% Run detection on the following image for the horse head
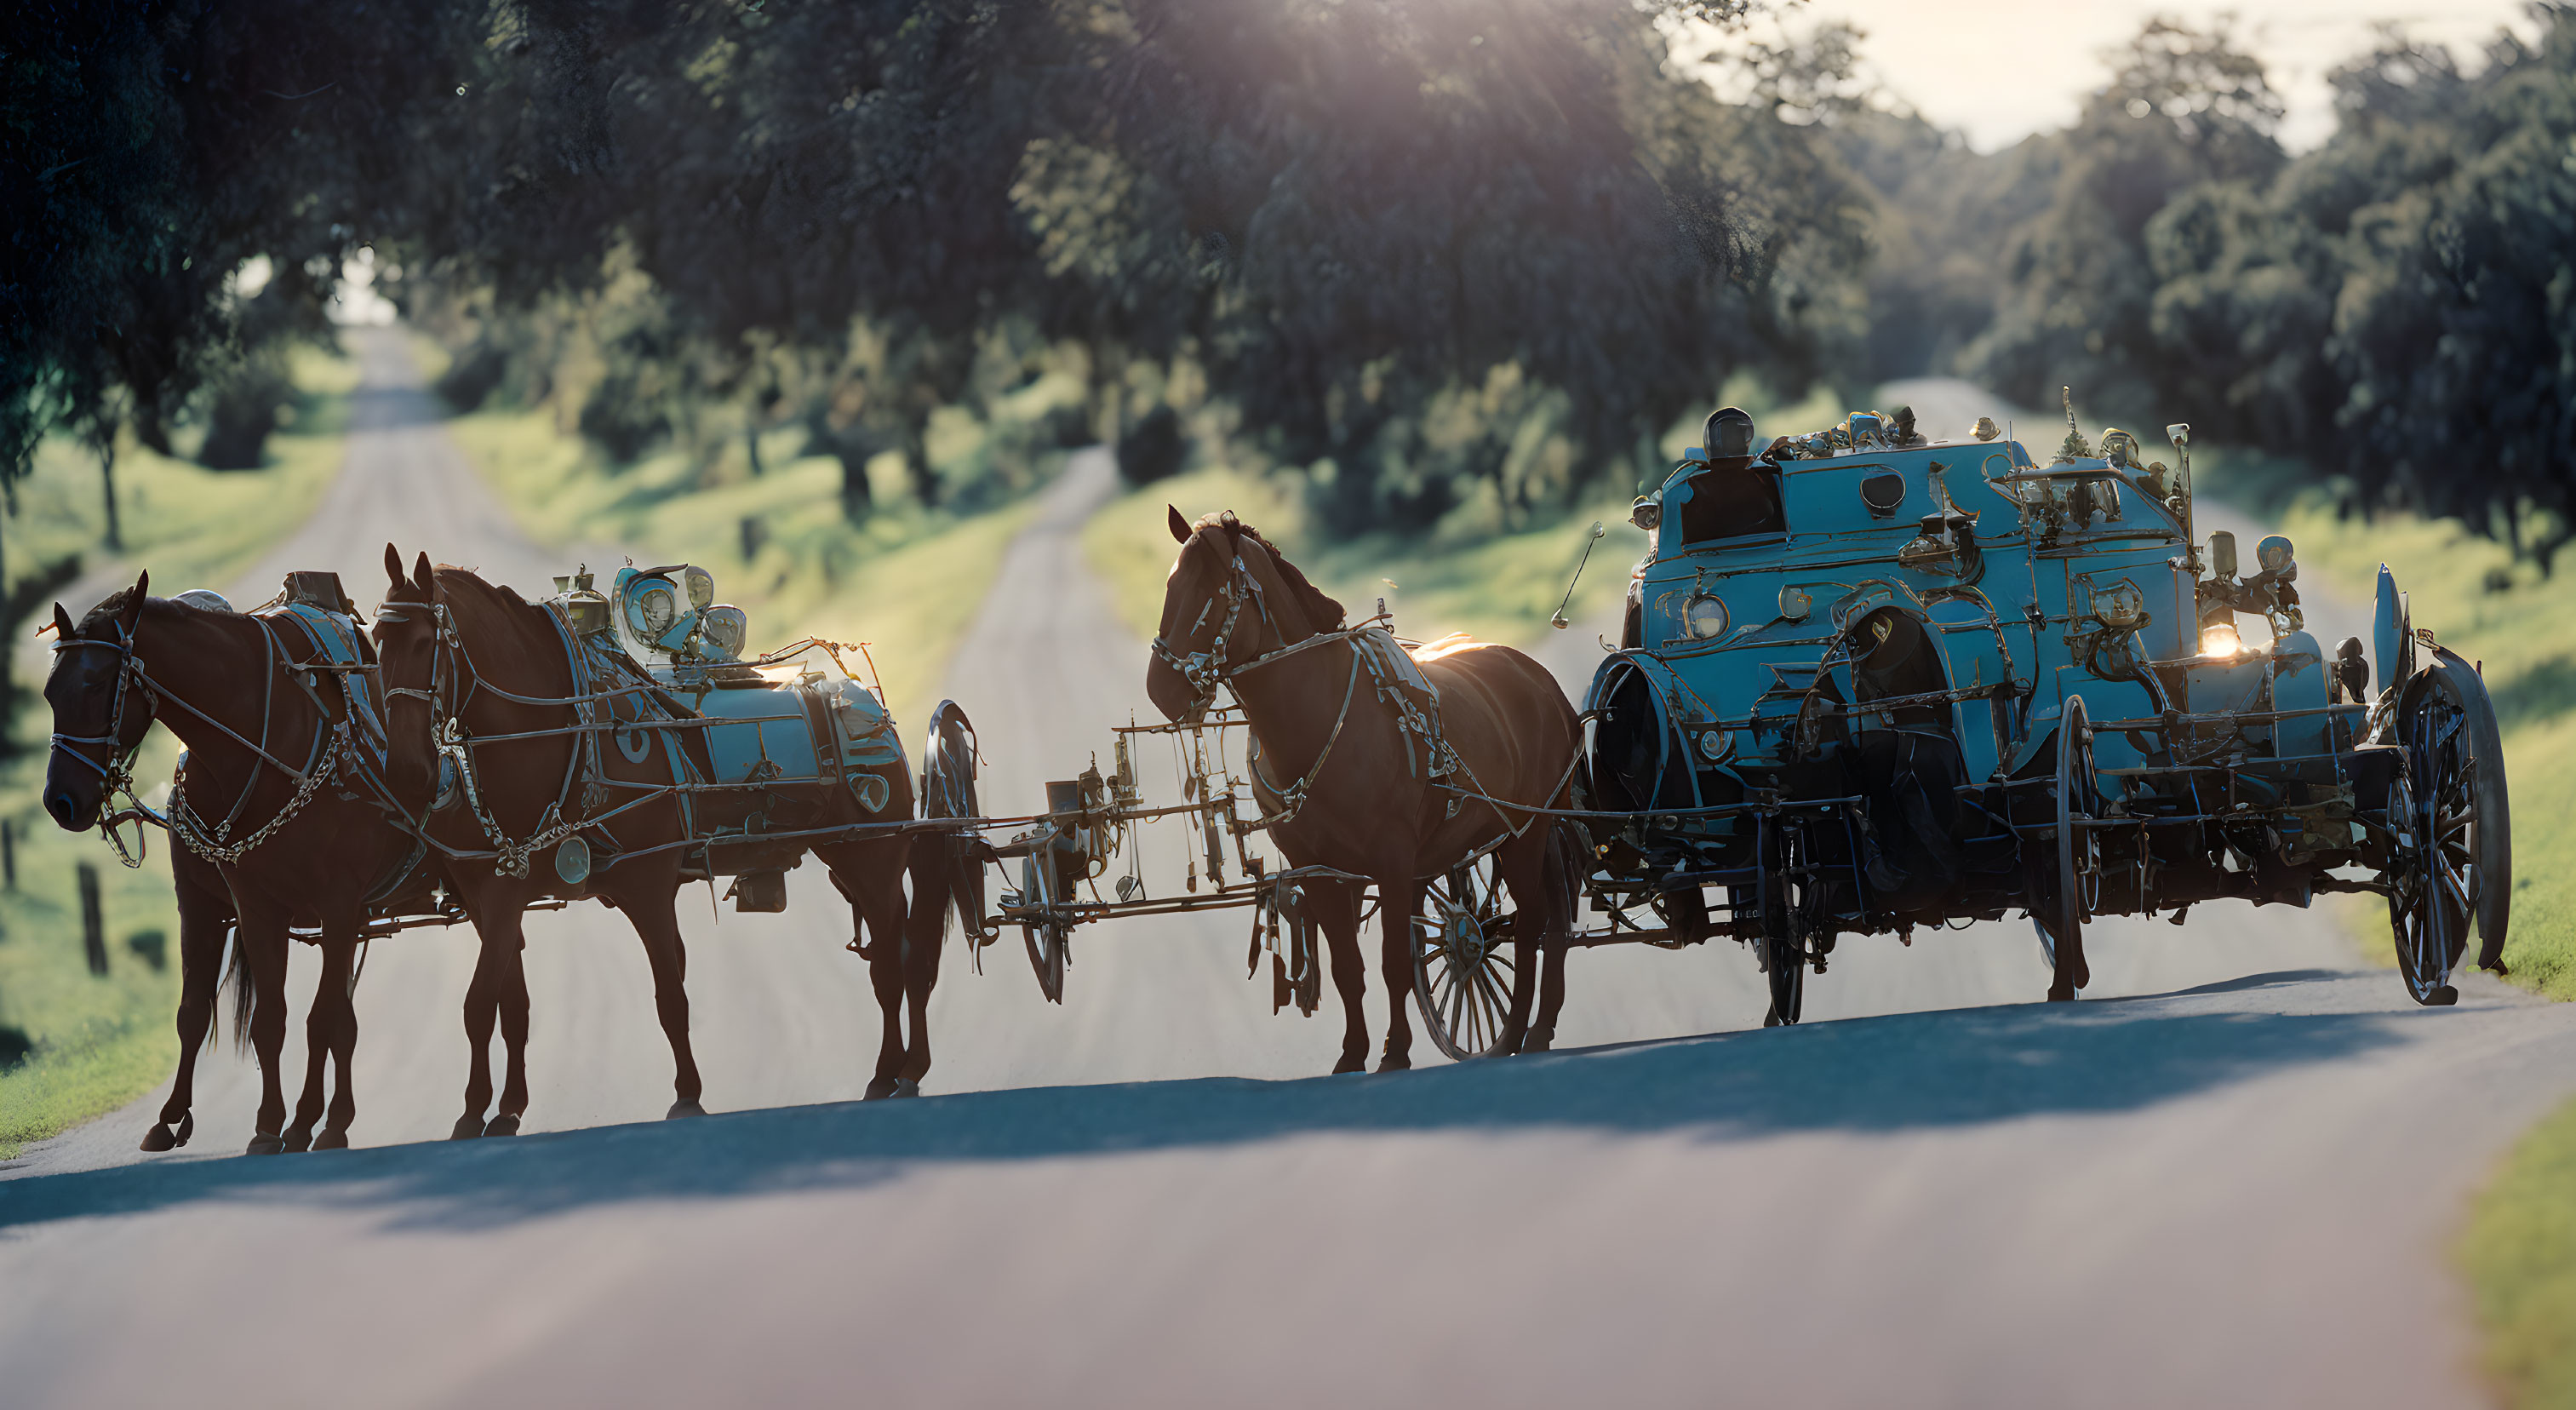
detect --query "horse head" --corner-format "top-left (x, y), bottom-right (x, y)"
top-left (1147, 506), bottom-right (1344, 725)
top-left (373, 545), bottom-right (446, 809)
top-left (43, 572), bottom-right (156, 832)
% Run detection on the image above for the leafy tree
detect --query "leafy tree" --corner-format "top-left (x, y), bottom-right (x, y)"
top-left (1966, 17), bottom-right (2287, 413)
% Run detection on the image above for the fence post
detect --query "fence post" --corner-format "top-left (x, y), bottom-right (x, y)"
top-left (78, 862), bottom-right (106, 977)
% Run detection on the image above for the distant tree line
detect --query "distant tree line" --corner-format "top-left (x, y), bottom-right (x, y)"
top-left (1824, 8), bottom-right (2576, 565)
top-left (6, 0), bottom-right (1861, 536)
top-left (7, 2), bottom-right (2571, 559)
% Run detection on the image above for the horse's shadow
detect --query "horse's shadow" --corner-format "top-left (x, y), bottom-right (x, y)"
top-left (0, 969), bottom-right (2417, 1234)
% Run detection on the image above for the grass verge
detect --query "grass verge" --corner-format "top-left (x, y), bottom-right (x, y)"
top-left (2461, 1094), bottom-right (2576, 1407)
top-left (444, 406), bottom-right (1040, 731)
top-left (0, 343), bottom-right (356, 1159)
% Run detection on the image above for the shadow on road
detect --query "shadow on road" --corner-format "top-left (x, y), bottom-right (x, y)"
top-left (0, 970), bottom-right (2412, 1233)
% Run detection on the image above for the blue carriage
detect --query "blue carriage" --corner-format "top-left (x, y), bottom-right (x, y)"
top-left (1571, 401), bottom-right (2512, 1023)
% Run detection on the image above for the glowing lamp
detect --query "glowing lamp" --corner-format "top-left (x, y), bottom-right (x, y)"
top-left (2201, 621), bottom-right (2243, 657)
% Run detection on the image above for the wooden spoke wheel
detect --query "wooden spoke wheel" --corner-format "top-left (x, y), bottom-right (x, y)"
top-left (2035, 696), bottom-right (2102, 985)
top-left (1412, 854), bottom-right (1520, 1060)
top-left (2388, 672), bottom-right (2494, 1006)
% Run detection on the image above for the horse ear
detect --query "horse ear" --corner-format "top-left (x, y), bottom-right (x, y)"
top-left (52, 603), bottom-right (76, 639)
top-left (1218, 510), bottom-right (1239, 533)
top-left (119, 571), bottom-right (149, 629)
top-left (1167, 504), bottom-right (1191, 544)
top-left (384, 543), bottom-right (405, 588)
top-left (412, 551), bottom-right (434, 596)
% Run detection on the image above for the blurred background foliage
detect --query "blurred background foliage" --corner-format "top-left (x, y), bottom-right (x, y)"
top-left (5, 0), bottom-right (2573, 570)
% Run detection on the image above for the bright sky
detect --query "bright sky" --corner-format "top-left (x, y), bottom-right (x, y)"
top-left (1765, 0), bottom-right (2539, 152)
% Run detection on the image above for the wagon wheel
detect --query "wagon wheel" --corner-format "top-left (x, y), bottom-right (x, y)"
top-left (1022, 919), bottom-right (1068, 1004)
top-left (2387, 669), bottom-right (2493, 1006)
top-left (1018, 851), bottom-right (1070, 1004)
top-left (1412, 853), bottom-right (1519, 1060)
top-left (2034, 696), bottom-right (2102, 989)
top-left (1759, 820), bottom-right (1805, 1028)
top-left (2430, 647), bottom-right (2514, 969)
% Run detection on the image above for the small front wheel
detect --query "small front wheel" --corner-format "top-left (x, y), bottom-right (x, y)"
top-left (1412, 855), bottom-right (1520, 1059)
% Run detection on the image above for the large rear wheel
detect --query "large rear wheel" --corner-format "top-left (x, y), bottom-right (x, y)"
top-left (2389, 670), bottom-right (2491, 1006)
top-left (1759, 821), bottom-right (1807, 1028)
top-left (1412, 855), bottom-right (1520, 1060)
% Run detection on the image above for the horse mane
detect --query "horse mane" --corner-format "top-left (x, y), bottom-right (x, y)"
top-left (1193, 512), bottom-right (1345, 634)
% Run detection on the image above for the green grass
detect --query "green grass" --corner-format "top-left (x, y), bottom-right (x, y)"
top-left (444, 407), bottom-right (1039, 731)
top-left (1084, 461), bottom-right (1639, 650)
top-left (2462, 1095), bottom-right (2576, 1407)
top-left (0, 782), bottom-right (188, 1159)
top-left (0, 342), bottom-right (357, 1158)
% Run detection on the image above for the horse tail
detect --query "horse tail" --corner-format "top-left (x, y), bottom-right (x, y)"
top-left (222, 923), bottom-right (254, 1056)
top-left (919, 700), bottom-right (989, 942)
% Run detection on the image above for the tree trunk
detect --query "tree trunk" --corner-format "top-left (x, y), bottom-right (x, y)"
top-left (100, 441), bottom-right (123, 552)
top-left (904, 427), bottom-right (938, 509)
top-left (839, 450), bottom-right (873, 521)
top-left (745, 424), bottom-right (764, 479)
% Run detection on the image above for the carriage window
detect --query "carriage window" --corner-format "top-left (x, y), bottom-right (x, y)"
top-left (1676, 455), bottom-right (1787, 546)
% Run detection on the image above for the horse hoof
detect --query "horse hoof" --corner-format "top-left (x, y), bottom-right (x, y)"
top-left (140, 1124), bottom-right (176, 1153)
top-left (245, 1133), bottom-right (286, 1156)
top-left (449, 1114), bottom-right (484, 1141)
top-left (2428, 984), bottom-right (2459, 1006)
top-left (2045, 985), bottom-right (2076, 1003)
top-left (1331, 1053), bottom-right (1367, 1076)
top-left (1375, 1054), bottom-right (1412, 1075)
top-left (862, 1077), bottom-right (900, 1101)
top-left (1523, 1030), bottom-right (1554, 1054)
top-left (666, 1098), bottom-right (706, 1120)
top-left (891, 1079), bottom-right (920, 1099)
top-left (173, 1112), bottom-right (192, 1148)
top-left (483, 1114), bottom-right (521, 1138)
top-left (312, 1129), bottom-right (351, 1151)
top-left (280, 1128), bottom-right (314, 1155)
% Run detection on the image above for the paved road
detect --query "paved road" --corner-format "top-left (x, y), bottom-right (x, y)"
top-left (3, 350), bottom-right (2569, 1407)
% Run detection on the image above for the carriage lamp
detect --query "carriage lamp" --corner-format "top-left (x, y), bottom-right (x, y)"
top-left (1630, 496), bottom-right (1660, 531)
top-left (1696, 727), bottom-right (1730, 763)
top-left (1683, 593), bottom-right (1730, 640)
top-left (1777, 585), bottom-right (1812, 622)
top-left (2201, 619), bottom-right (2244, 657)
top-left (2090, 582), bottom-right (2144, 629)
top-left (2256, 535), bottom-right (2295, 578)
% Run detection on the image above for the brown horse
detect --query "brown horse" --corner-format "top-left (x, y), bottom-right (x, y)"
top-left (373, 549), bottom-right (955, 1120)
top-left (1147, 509), bottom-right (1585, 1071)
top-left (43, 574), bottom-right (438, 1153)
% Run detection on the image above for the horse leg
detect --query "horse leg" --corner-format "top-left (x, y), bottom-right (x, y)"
top-left (614, 885), bottom-right (703, 1120)
top-left (452, 934), bottom-right (500, 1139)
top-left (145, 869), bottom-right (231, 1152)
top-left (1377, 865), bottom-right (1423, 1073)
top-left (1313, 881), bottom-right (1369, 1075)
top-left (312, 934), bottom-right (362, 1149)
top-left (890, 846), bottom-right (942, 1093)
top-left (235, 909), bottom-right (292, 1155)
top-left (1493, 832), bottom-right (1553, 1056)
top-left (281, 940), bottom-right (344, 1153)
top-left (487, 920), bottom-right (535, 1135)
top-left (855, 863), bottom-right (908, 1101)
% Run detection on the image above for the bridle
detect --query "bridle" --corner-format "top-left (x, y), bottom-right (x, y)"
top-left (49, 613), bottom-right (352, 868)
top-left (376, 592), bottom-right (620, 880)
top-left (1149, 541), bottom-right (1399, 827)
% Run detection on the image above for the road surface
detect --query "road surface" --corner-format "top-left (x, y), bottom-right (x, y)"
top-left (2, 346), bottom-right (2569, 1407)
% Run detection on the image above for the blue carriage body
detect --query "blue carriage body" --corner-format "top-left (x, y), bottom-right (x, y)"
top-left (1575, 407), bottom-right (2492, 984)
